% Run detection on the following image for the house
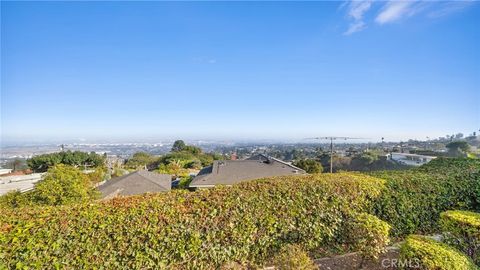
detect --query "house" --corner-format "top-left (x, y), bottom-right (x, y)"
top-left (0, 173), bottom-right (45, 196)
top-left (189, 154), bottom-right (306, 189)
top-left (97, 170), bottom-right (171, 199)
top-left (389, 153), bottom-right (437, 166)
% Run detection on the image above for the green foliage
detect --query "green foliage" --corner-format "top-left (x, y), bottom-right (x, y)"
top-left (350, 152), bottom-right (378, 170)
top-left (87, 167), bottom-right (108, 184)
top-left (0, 190), bottom-right (31, 208)
top-left (372, 158), bottom-right (480, 237)
top-left (171, 140), bottom-right (187, 152)
top-left (446, 141), bottom-right (471, 157)
top-left (27, 151), bottom-right (105, 172)
top-left (1, 165), bottom-right (99, 208)
top-left (157, 161), bottom-right (189, 178)
top-left (292, 159), bottom-right (322, 174)
top-left (0, 173), bottom-right (385, 269)
top-left (400, 235), bottom-right (478, 270)
top-left (440, 210), bottom-right (480, 264)
top-left (270, 244), bottom-right (316, 270)
top-left (112, 167), bottom-right (129, 178)
top-left (344, 213), bottom-right (391, 259)
top-left (157, 140), bottom-right (223, 180)
top-left (124, 152), bottom-right (158, 170)
top-left (5, 158), bottom-right (27, 171)
top-left (176, 176), bottom-right (194, 189)
top-left (3, 158), bottom-right (479, 268)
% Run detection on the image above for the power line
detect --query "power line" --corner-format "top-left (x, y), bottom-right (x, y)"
top-left (305, 136), bottom-right (366, 173)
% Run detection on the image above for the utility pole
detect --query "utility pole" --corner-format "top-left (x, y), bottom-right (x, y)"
top-left (330, 138), bottom-right (333, 173)
top-left (306, 136), bottom-right (363, 173)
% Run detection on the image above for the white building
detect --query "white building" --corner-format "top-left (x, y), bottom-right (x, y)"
top-left (390, 153), bottom-right (437, 166)
top-left (0, 169), bottom-right (13, 175)
top-left (0, 173), bottom-right (45, 196)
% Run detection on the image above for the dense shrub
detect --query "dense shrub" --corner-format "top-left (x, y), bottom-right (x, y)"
top-left (372, 158), bottom-right (480, 237)
top-left (0, 165), bottom-right (99, 208)
top-left (0, 190), bottom-right (31, 208)
top-left (270, 244), bottom-right (316, 270)
top-left (2, 158), bottom-right (479, 268)
top-left (399, 235), bottom-right (478, 270)
top-left (124, 152), bottom-right (159, 170)
top-left (27, 151), bottom-right (105, 172)
top-left (87, 167), bottom-right (109, 184)
top-left (0, 173), bottom-right (384, 269)
top-left (292, 159), bottom-right (323, 174)
top-left (440, 210), bottom-right (480, 264)
top-left (344, 213), bottom-right (391, 260)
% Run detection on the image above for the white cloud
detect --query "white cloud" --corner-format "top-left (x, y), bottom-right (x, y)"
top-left (341, 1), bottom-right (476, 35)
top-left (428, 1), bottom-right (474, 18)
top-left (348, 1), bottom-right (372, 20)
top-left (375, 1), bottom-right (416, 24)
top-left (344, 21), bottom-right (366, 35)
top-left (344, 1), bottom-right (372, 35)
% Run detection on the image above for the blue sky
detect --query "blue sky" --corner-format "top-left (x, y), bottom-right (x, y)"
top-left (1, 1), bottom-right (479, 143)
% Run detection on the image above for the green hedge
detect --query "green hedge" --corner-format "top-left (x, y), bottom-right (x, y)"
top-left (1, 158), bottom-right (479, 268)
top-left (372, 158), bottom-right (480, 237)
top-left (400, 235), bottom-right (478, 270)
top-left (441, 210), bottom-right (480, 264)
top-left (344, 213), bottom-right (391, 259)
top-left (0, 173), bottom-right (387, 269)
top-left (270, 244), bottom-right (316, 270)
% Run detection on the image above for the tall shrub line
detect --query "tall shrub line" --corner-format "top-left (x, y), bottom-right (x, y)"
top-left (1, 158), bottom-right (479, 268)
top-left (1, 173), bottom-right (386, 269)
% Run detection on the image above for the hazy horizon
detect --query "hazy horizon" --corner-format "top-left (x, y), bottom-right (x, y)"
top-left (2, 1), bottom-right (479, 143)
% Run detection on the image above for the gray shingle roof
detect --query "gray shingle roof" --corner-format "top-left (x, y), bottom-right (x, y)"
top-left (189, 154), bottom-right (305, 188)
top-left (97, 170), bottom-right (171, 199)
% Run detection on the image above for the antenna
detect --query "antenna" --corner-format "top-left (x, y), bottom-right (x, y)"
top-left (305, 136), bottom-right (365, 173)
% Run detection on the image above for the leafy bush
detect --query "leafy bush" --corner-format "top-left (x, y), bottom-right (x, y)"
top-left (27, 151), bottom-right (105, 172)
top-left (87, 167), bottom-right (109, 184)
top-left (0, 190), bottom-right (31, 208)
top-left (0, 173), bottom-right (385, 269)
top-left (292, 159), bottom-right (323, 174)
top-left (270, 244), bottom-right (316, 270)
top-left (0, 165), bottom-right (99, 208)
top-left (440, 210), bottom-right (480, 264)
top-left (344, 213), bottom-right (390, 260)
top-left (400, 235), bottom-right (478, 270)
top-left (372, 158), bottom-right (480, 237)
top-left (124, 152), bottom-right (159, 170)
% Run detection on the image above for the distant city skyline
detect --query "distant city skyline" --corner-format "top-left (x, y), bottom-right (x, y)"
top-left (2, 1), bottom-right (479, 143)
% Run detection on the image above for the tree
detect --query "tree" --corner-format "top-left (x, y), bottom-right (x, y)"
top-left (183, 145), bottom-right (202, 155)
top-left (157, 161), bottom-right (189, 179)
top-left (7, 159), bottom-right (25, 171)
top-left (125, 152), bottom-right (158, 170)
top-left (27, 151), bottom-right (105, 172)
top-left (1, 165), bottom-right (99, 208)
top-left (171, 140), bottom-right (186, 152)
top-left (446, 141), bottom-right (470, 157)
top-left (350, 153), bottom-right (378, 171)
top-left (32, 165), bottom-right (99, 206)
top-left (292, 159), bottom-right (323, 174)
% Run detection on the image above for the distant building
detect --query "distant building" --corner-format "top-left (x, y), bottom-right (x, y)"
top-left (189, 154), bottom-right (306, 189)
top-left (0, 169), bottom-right (13, 175)
top-left (0, 173), bottom-right (45, 195)
top-left (97, 170), bottom-right (171, 199)
top-left (390, 153), bottom-right (436, 166)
